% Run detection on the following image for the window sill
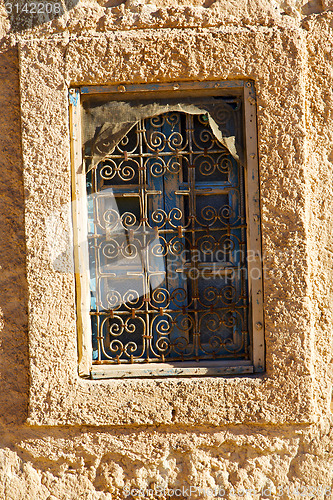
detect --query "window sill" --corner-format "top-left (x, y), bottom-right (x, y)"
top-left (90, 359), bottom-right (255, 379)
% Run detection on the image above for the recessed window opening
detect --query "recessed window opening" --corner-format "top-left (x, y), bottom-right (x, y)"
top-left (70, 81), bottom-right (264, 378)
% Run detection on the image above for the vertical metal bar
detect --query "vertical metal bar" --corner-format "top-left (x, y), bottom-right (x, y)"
top-left (187, 114), bottom-right (200, 358)
top-left (140, 119), bottom-right (150, 362)
top-left (146, 117), bottom-right (166, 360)
top-left (162, 114), bottom-right (186, 355)
top-left (92, 166), bottom-right (102, 362)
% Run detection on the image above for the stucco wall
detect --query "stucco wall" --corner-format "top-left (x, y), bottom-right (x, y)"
top-left (1, 0), bottom-right (333, 498)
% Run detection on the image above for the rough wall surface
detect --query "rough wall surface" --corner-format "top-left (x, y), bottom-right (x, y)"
top-left (18, 27), bottom-right (315, 428)
top-left (1, 0), bottom-right (333, 498)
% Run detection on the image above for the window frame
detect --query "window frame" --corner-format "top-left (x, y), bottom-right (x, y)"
top-left (70, 80), bottom-right (265, 379)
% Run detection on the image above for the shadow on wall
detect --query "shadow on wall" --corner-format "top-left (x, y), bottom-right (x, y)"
top-left (301, 0), bottom-right (327, 15)
top-left (0, 46), bottom-right (29, 425)
top-left (4, 0), bottom-right (80, 32)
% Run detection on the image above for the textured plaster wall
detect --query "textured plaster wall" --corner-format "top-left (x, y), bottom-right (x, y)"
top-left (18, 27), bottom-right (315, 428)
top-left (1, 0), bottom-right (333, 499)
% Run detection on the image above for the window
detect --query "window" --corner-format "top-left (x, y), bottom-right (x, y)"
top-left (70, 81), bottom-right (264, 379)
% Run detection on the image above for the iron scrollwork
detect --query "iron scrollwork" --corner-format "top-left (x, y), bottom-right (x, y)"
top-left (86, 107), bottom-right (249, 365)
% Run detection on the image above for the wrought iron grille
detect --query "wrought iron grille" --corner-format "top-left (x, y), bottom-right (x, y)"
top-left (86, 106), bottom-right (249, 365)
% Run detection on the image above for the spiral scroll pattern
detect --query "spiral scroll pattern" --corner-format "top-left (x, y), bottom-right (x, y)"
top-left (88, 109), bottom-right (249, 365)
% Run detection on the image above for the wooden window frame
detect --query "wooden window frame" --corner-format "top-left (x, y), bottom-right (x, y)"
top-left (69, 80), bottom-right (265, 379)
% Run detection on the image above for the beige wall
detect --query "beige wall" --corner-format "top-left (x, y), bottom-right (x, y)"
top-left (1, 0), bottom-right (333, 498)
